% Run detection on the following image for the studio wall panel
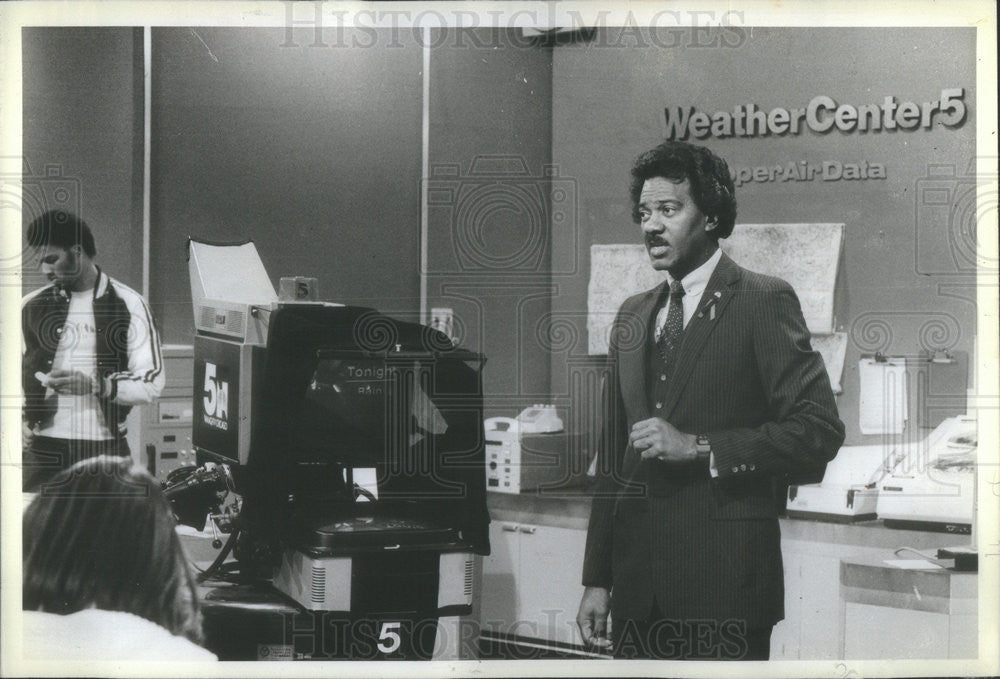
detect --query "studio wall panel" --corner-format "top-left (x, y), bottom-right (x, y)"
top-left (150, 27), bottom-right (424, 343)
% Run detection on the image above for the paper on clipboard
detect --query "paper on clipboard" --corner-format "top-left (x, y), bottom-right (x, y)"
top-left (883, 559), bottom-right (943, 570)
top-left (859, 358), bottom-right (908, 435)
top-left (812, 332), bottom-right (848, 394)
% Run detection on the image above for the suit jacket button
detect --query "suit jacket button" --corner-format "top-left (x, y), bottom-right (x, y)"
top-left (732, 467), bottom-right (739, 473)
top-left (740, 464), bottom-right (747, 471)
top-left (660, 374), bottom-right (666, 381)
top-left (750, 464), bottom-right (756, 471)
top-left (655, 402), bottom-right (662, 409)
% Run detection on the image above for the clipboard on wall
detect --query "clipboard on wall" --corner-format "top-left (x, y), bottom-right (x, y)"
top-left (858, 351), bottom-right (968, 436)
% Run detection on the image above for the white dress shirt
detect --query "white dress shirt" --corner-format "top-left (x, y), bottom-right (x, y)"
top-left (654, 247), bottom-right (723, 338)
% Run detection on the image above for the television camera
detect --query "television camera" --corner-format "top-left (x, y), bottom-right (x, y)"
top-left (163, 239), bottom-right (489, 660)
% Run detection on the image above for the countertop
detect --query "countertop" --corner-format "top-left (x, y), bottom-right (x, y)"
top-left (486, 490), bottom-right (972, 551)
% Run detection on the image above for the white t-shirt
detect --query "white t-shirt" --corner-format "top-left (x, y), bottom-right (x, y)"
top-left (38, 289), bottom-right (113, 441)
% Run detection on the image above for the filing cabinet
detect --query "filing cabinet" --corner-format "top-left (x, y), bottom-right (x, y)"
top-left (140, 344), bottom-right (196, 482)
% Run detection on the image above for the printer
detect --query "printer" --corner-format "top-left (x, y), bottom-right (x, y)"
top-left (786, 444), bottom-right (896, 522)
top-left (876, 415), bottom-right (977, 534)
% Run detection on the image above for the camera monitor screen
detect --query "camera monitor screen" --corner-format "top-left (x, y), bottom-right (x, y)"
top-left (292, 355), bottom-right (448, 468)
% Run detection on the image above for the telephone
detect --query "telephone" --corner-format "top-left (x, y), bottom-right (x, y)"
top-left (485, 405), bottom-right (563, 435)
top-left (516, 404), bottom-right (563, 434)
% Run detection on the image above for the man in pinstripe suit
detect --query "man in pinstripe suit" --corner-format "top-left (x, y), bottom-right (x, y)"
top-left (577, 141), bottom-right (844, 660)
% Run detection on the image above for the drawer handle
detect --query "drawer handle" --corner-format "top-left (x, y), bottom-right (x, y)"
top-left (501, 524), bottom-right (519, 532)
top-left (519, 526), bottom-right (537, 534)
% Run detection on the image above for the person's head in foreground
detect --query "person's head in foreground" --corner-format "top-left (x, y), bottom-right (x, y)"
top-left (22, 455), bottom-right (214, 661)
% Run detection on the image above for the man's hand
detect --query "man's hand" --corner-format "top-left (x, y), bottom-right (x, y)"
top-left (23, 421), bottom-right (37, 451)
top-left (577, 586), bottom-right (613, 650)
top-left (630, 417), bottom-right (697, 463)
top-left (47, 369), bottom-right (96, 396)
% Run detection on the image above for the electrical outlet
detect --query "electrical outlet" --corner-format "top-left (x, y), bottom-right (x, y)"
top-left (430, 307), bottom-right (454, 338)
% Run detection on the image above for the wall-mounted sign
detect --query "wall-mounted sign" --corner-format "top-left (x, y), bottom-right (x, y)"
top-left (666, 88), bottom-right (966, 139)
top-left (732, 160), bottom-right (886, 187)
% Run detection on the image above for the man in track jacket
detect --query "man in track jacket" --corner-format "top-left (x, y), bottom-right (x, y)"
top-left (22, 210), bottom-right (164, 491)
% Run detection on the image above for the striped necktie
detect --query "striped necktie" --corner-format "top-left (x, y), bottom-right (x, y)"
top-left (656, 279), bottom-right (685, 370)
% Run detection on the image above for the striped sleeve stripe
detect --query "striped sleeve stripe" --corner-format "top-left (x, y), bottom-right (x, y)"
top-left (108, 278), bottom-right (163, 384)
top-left (108, 373), bottom-right (152, 382)
top-left (21, 283), bottom-right (56, 307)
top-left (141, 293), bottom-right (163, 383)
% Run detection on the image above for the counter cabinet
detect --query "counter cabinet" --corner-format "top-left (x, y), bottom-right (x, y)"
top-left (838, 557), bottom-right (977, 659)
top-left (480, 519), bottom-right (591, 656)
top-left (482, 493), bottom-right (970, 660)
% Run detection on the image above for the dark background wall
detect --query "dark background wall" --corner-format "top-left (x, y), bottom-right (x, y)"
top-left (549, 27), bottom-right (978, 445)
top-left (149, 27), bottom-right (424, 342)
top-left (21, 27), bottom-right (144, 294)
top-left (426, 28), bottom-right (555, 415)
top-left (22, 27), bottom-right (978, 445)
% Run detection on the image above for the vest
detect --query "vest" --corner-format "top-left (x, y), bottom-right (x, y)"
top-left (642, 308), bottom-right (709, 494)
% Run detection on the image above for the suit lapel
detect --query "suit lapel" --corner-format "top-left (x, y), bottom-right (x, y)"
top-left (612, 283), bottom-right (666, 505)
top-left (617, 280), bottom-right (669, 424)
top-left (663, 252), bottom-right (742, 420)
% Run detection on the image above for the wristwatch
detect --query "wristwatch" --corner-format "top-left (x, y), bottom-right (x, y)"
top-left (91, 370), bottom-right (104, 397)
top-left (695, 434), bottom-right (712, 461)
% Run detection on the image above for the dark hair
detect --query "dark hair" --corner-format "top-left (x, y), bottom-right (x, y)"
top-left (23, 456), bottom-right (204, 643)
top-left (629, 140), bottom-right (737, 239)
top-left (26, 209), bottom-right (97, 258)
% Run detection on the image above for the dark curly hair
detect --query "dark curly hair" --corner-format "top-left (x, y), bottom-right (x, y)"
top-left (23, 456), bottom-right (204, 644)
top-left (629, 141), bottom-right (737, 239)
top-left (26, 209), bottom-right (97, 257)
